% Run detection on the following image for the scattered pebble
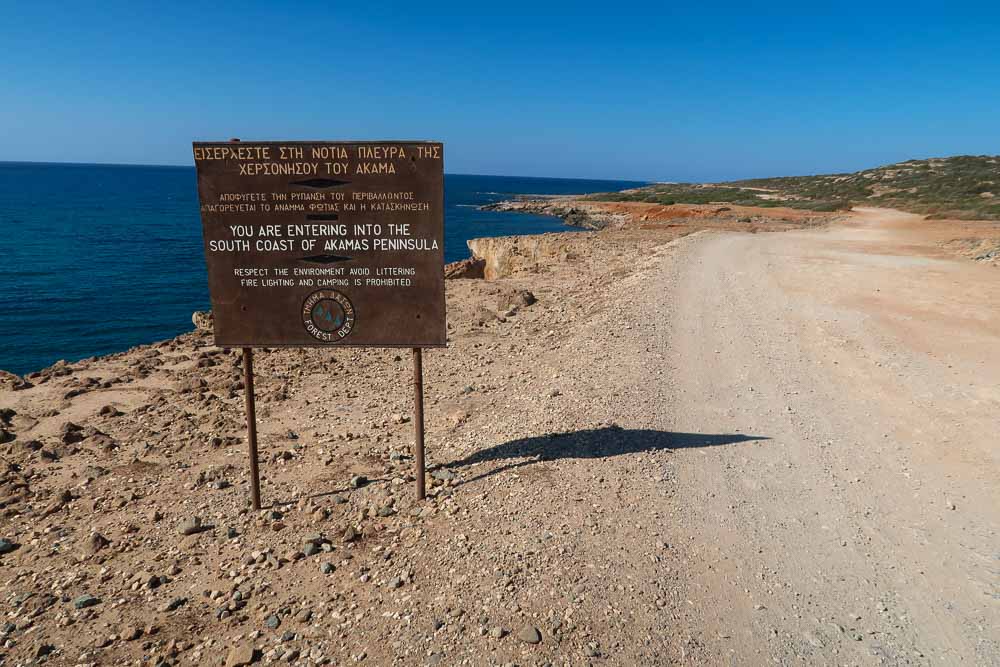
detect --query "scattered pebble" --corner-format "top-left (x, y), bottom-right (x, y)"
top-left (74, 594), bottom-right (100, 610)
top-left (517, 625), bottom-right (542, 644)
top-left (179, 516), bottom-right (208, 535)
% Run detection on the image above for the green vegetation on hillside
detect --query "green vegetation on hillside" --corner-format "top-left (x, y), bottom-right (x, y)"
top-left (589, 155), bottom-right (1000, 220)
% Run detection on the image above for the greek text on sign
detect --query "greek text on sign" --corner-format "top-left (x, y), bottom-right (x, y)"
top-left (193, 141), bottom-right (446, 348)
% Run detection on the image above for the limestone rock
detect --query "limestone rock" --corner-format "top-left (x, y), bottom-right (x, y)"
top-left (517, 625), bottom-right (542, 644)
top-left (444, 257), bottom-right (486, 279)
top-left (192, 310), bottom-right (214, 332)
top-left (225, 644), bottom-right (259, 667)
top-left (85, 532), bottom-right (111, 554)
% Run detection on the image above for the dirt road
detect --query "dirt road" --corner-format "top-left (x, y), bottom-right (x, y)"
top-left (623, 208), bottom-right (999, 664)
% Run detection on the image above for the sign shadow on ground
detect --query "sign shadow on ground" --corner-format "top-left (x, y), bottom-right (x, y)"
top-left (444, 426), bottom-right (769, 484)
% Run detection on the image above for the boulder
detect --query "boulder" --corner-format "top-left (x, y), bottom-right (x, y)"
top-left (225, 644), bottom-right (259, 667)
top-left (192, 310), bottom-right (214, 332)
top-left (0, 371), bottom-right (30, 391)
top-left (497, 289), bottom-right (537, 313)
top-left (444, 257), bottom-right (485, 279)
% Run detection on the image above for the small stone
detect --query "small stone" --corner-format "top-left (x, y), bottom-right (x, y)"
top-left (377, 505), bottom-right (395, 517)
top-left (160, 597), bottom-right (186, 612)
top-left (60, 421), bottom-right (85, 445)
top-left (350, 475), bottom-right (368, 489)
top-left (0, 538), bottom-right (19, 555)
top-left (122, 626), bottom-right (143, 641)
top-left (86, 532), bottom-right (111, 554)
top-left (517, 625), bottom-right (542, 644)
top-left (489, 627), bottom-right (507, 639)
top-left (179, 516), bottom-right (207, 535)
top-left (294, 608), bottom-right (312, 623)
top-left (265, 614), bottom-right (281, 629)
top-left (302, 542), bottom-right (320, 557)
top-left (343, 526), bottom-right (360, 542)
top-left (331, 494), bottom-right (348, 504)
top-left (388, 577), bottom-right (403, 589)
top-left (74, 594), bottom-right (100, 609)
top-left (321, 562), bottom-right (335, 574)
top-left (35, 644), bottom-right (56, 659)
top-left (225, 644), bottom-right (259, 667)
top-left (430, 469), bottom-right (457, 482)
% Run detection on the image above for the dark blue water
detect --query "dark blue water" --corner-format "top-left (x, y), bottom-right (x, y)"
top-left (0, 162), bottom-right (643, 375)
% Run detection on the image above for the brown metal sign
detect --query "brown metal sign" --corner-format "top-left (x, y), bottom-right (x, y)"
top-left (193, 140), bottom-right (445, 348)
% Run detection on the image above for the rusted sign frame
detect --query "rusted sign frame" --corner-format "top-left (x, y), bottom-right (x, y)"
top-left (194, 139), bottom-right (440, 509)
top-left (194, 139), bottom-right (446, 350)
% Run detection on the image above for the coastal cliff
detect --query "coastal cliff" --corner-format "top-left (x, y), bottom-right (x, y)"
top-left (457, 197), bottom-right (836, 280)
top-left (466, 234), bottom-right (583, 280)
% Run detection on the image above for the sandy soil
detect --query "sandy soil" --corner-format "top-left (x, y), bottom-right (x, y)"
top-left (0, 207), bottom-right (996, 666)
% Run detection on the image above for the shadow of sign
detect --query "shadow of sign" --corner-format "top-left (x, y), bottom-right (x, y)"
top-left (445, 426), bottom-right (769, 485)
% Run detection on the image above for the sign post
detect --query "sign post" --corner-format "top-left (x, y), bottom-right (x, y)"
top-left (413, 348), bottom-right (426, 500)
top-left (242, 347), bottom-right (262, 510)
top-left (193, 140), bottom-right (445, 508)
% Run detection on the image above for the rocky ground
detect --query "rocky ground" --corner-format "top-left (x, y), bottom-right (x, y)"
top-left (0, 203), bottom-right (997, 666)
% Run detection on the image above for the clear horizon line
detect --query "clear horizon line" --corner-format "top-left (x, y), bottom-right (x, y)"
top-left (0, 159), bottom-right (651, 184)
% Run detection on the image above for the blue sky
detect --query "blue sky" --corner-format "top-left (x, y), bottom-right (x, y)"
top-left (1, 1), bottom-right (998, 181)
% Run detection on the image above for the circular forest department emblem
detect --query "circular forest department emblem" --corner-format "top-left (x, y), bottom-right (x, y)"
top-left (302, 290), bottom-right (355, 342)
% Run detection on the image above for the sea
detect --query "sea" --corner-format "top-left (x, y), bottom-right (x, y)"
top-left (0, 162), bottom-right (644, 375)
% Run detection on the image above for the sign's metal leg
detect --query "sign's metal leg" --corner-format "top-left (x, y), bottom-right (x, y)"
top-left (413, 347), bottom-right (426, 500)
top-left (243, 347), bottom-right (262, 510)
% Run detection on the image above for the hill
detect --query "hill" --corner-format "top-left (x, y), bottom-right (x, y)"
top-left (590, 155), bottom-right (1000, 220)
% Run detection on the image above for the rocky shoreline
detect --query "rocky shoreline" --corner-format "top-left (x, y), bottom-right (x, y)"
top-left (479, 197), bottom-right (631, 231)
